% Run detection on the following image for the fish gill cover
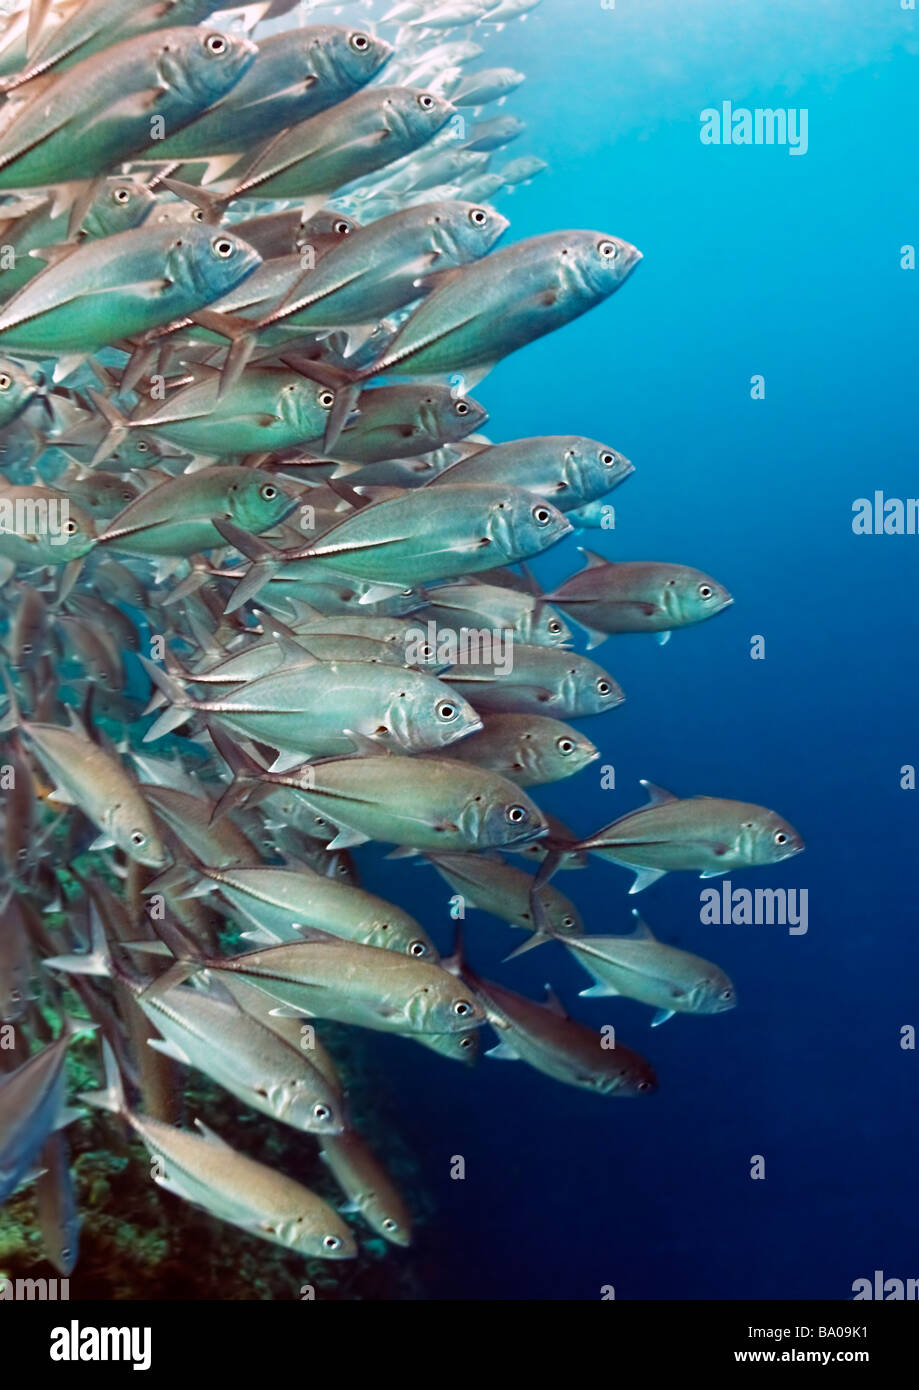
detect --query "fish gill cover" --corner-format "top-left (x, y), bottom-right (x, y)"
top-left (3, 0), bottom-right (892, 1306)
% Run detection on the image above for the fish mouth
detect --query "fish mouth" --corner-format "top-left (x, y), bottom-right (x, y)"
top-left (504, 820), bottom-right (549, 848)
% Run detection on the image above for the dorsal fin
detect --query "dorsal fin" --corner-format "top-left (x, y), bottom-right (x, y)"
top-left (639, 779), bottom-right (678, 807)
top-left (629, 909), bottom-right (657, 941)
top-left (542, 984), bottom-right (567, 1017)
top-left (579, 547), bottom-right (609, 570)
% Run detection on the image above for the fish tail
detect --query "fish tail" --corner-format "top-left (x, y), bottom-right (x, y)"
top-left (139, 917), bottom-right (206, 1000)
top-left (213, 519), bottom-right (282, 613)
top-left (440, 924), bottom-right (466, 977)
top-left (44, 903), bottom-right (111, 978)
top-left (188, 310), bottom-right (257, 399)
top-left (138, 655), bottom-right (196, 740)
top-left (86, 388), bottom-right (129, 468)
top-left (160, 178), bottom-right (227, 224)
top-left (502, 931), bottom-right (552, 962)
top-left (280, 354), bottom-right (363, 453)
top-left (207, 721), bottom-right (273, 820)
top-left (0, 661), bottom-right (22, 733)
top-left (79, 1038), bottom-right (127, 1118)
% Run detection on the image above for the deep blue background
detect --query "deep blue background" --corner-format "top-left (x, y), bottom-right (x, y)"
top-left (353, 0), bottom-right (919, 1299)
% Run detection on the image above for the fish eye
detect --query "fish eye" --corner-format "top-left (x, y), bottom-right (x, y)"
top-left (21, 643), bottom-right (31, 654)
top-left (112, 187), bottom-right (131, 204)
top-left (556, 737), bottom-right (575, 754)
top-left (547, 619), bottom-right (561, 633)
top-left (597, 679), bottom-right (611, 695)
top-left (598, 240), bottom-right (619, 259)
top-left (453, 998), bottom-right (473, 1017)
top-left (721, 988), bottom-right (734, 1001)
top-left (506, 804), bottom-right (527, 824)
top-left (637, 1080), bottom-right (652, 1092)
top-left (204, 33), bottom-right (228, 56)
top-left (212, 236), bottom-right (235, 258)
top-left (136, 441), bottom-right (149, 451)
top-left (459, 1036), bottom-right (473, 1048)
top-left (312, 1103), bottom-right (331, 1122)
top-left (454, 399), bottom-right (470, 415)
top-left (408, 939), bottom-right (427, 957)
top-left (382, 1218), bottom-right (398, 1232)
top-left (193, 208), bottom-right (204, 222)
top-left (334, 219), bottom-right (351, 235)
top-left (63, 518), bottom-right (78, 535)
top-left (417, 93), bottom-right (435, 110)
top-left (436, 699), bottom-right (458, 721)
top-left (532, 504), bottom-right (552, 525)
top-left (130, 830), bottom-right (147, 846)
top-left (260, 484), bottom-right (278, 500)
top-left (323, 1234), bottom-right (342, 1250)
top-left (698, 584), bottom-right (713, 599)
top-left (16, 847), bottom-right (27, 860)
top-left (468, 207), bottom-right (488, 226)
top-left (0, 373), bottom-right (10, 390)
top-left (600, 451), bottom-right (616, 466)
top-left (774, 831), bottom-right (788, 845)
top-left (350, 31), bottom-right (371, 51)
top-left (318, 389), bottom-right (335, 408)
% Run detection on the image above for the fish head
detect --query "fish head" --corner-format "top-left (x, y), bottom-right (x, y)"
top-left (278, 375), bottom-right (339, 440)
top-left (566, 231), bottom-right (643, 301)
top-left (43, 497), bottom-right (98, 560)
top-left (688, 967), bottom-right (737, 1016)
top-left (472, 785), bottom-right (548, 850)
top-left (367, 915), bottom-right (439, 961)
top-left (546, 726), bottom-right (600, 778)
top-left (601, 1049), bottom-right (658, 1096)
top-left (439, 200), bottom-right (509, 260)
top-left (570, 655), bottom-right (625, 714)
top-left (79, 179), bottom-right (157, 241)
top-left (389, 87), bottom-right (455, 144)
top-left (176, 225), bottom-right (263, 302)
top-left (568, 439), bottom-right (633, 499)
top-left (274, 1080), bottom-right (344, 1136)
top-left (300, 209), bottom-right (359, 240)
top-left (161, 28), bottom-right (259, 109)
top-left (118, 432), bottom-right (176, 469)
top-left (662, 565), bottom-right (733, 627)
top-left (529, 601), bottom-right (572, 647)
top-left (744, 806), bottom-right (805, 865)
top-left (325, 27), bottom-right (394, 86)
top-left (386, 671), bottom-right (482, 751)
top-left (368, 1199), bottom-right (412, 1247)
top-left (226, 471), bottom-right (300, 535)
top-left (490, 492), bottom-right (572, 563)
top-left (423, 385), bottom-right (487, 442)
top-left (405, 976), bottom-right (486, 1035)
top-left (538, 890), bottom-right (583, 938)
top-left (114, 812), bottom-right (170, 870)
top-left (0, 357), bottom-right (39, 422)
top-left (276, 1210), bottom-right (357, 1260)
top-left (422, 1028), bottom-right (481, 1065)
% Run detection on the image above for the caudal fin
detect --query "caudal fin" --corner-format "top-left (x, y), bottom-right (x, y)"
top-left (139, 655), bottom-right (197, 740)
top-left (79, 1037), bottom-right (127, 1117)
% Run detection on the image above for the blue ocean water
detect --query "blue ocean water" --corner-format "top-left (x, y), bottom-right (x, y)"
top-left (355, 0), bottom-right (919, 1300)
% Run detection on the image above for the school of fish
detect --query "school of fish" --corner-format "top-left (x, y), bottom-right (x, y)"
top-left (0, 0), bottom-right (804, 1282)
